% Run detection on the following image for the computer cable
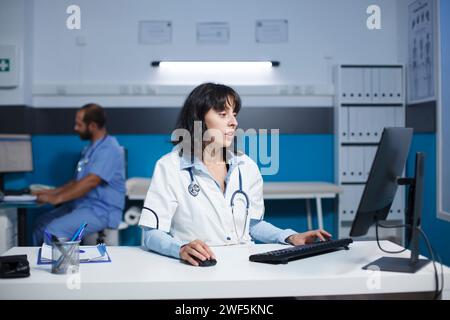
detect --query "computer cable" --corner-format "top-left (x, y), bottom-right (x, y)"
top-left (375, 221), bottom-right (410, 254)
top-left (376, 221), bottom-right (444, 300)
top-left (416, 226), bottom-right (444, 300)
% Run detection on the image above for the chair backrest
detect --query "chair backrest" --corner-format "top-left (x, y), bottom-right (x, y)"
top-left (122, 146), bottom-right (128, 179)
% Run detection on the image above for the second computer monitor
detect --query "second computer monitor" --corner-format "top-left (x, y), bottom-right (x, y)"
top-left (350, 127), bottom-right (413, 237)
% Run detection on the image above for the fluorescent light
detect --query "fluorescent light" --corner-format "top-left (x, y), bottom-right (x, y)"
top-left (151, 61), bottom-right (279, 70)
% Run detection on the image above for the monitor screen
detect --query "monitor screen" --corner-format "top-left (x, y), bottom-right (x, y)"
top-left (0, 134), bottom-right (33, 173)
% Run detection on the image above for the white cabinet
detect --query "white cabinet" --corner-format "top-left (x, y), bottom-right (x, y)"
top-left (0, 208), bottom-right (17, 254)
top-left (335, 65), bottom-right (406, 244)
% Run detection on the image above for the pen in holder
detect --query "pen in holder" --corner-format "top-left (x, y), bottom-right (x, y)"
top-left (51, 238), bottom-right (80, 275)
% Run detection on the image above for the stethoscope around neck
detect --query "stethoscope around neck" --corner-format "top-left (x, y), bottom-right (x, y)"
top-left (76, 135), bottom-right (108, 172)
top-left (186, 166), bottom-right (250, 243)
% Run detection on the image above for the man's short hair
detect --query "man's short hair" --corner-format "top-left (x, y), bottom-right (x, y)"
top-left (80, 103), bottom-right (106, 128)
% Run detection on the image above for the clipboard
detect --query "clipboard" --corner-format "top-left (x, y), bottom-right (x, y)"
top-left (37, 244), bottom-right (112, 265)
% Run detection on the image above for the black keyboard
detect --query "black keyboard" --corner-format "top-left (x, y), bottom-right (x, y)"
top-left (249, 238), bottom-right (353, 264)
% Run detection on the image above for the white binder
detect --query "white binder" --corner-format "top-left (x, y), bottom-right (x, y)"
top-left (371, 68), bottom-right (381, 104)
top-left (348, 107), bottom-right (357, 143)
top-left (340, 107), bottom-right (349, 142)
top-left (341, 68), bottom-right (353, 103)
top-left (394, 68), bottom-right (404, 103)
top-left (348, 147), bottom-right (365, 182)
top-left (340, 146), bottom-right (349, 182)
top-left (354, 68), bottom-right (365, 103)
top-left (339, 186), bottom-right (352, 221)
top-left (362, 68), bottom-right (372, 103)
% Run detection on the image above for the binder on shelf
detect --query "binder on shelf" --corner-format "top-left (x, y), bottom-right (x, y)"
top-left (340, 107), bottom-right (349, 142)
top-left (357, 147), bottom-right (366, 182)
top-left (348, 147), bottom-right (365, 183)
top-left (338, 187), bottom-right (348, 220)
top-left (348, 107), bottom-right (359, 143)
top-left (394, 67), bottom-right (404, 103)
top-left (378, 107), bottom-right (389, 141)
top-left (362, 68), bottom-right (372, 103)
top-left (340, 146), bottom-right (349, 182)
top-left (357, 107), bottom-right (366, 142)
top-left (371, 68), bottom-right (381, 104)
top-left (367, 107), bottom-right (380, 143)
top-left (354, 68), bottom-right (365, 103)
top-left (341, 68), bottom-right (353, 103)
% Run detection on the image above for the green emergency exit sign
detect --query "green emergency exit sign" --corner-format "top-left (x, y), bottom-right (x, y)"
top-left (0, 59), bottom-right (10, 72)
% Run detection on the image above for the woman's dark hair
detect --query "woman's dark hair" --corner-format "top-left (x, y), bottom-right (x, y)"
top-left (172, 83), bottom-right (241, 159)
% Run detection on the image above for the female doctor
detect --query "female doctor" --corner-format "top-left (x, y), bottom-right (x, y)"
top-left (138, 83), bottom-right (332, 266)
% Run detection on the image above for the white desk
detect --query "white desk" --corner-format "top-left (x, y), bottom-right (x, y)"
top-left (126, 178), bottom-right (342, 230)
top-left (1, 241), bottom-right (448, 300)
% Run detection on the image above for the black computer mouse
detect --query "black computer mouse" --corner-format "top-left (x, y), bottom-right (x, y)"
top-left (193, 257), bottom-right (217, 267)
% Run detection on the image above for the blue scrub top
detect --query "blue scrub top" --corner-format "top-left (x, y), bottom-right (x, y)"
top-left (73, 135), bottom-right (125, 228)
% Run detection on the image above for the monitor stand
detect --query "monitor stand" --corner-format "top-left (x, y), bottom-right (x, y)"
top-left (363, 153), bottom-right (430, 274)
top-left (362, 256), bottom-right (429, 273)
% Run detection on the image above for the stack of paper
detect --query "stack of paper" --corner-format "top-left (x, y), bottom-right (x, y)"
top-left (3, 195), bottom-right (37, 202)
top-left (39, 243), bottom-right (110, 264)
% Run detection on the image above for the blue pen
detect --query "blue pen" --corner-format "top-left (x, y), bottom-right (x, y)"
top-left (71, 222), bottom-right (88, 241)
top-left (75, 223), bottom-right (88, 241)
top-left (44, 229), bottom-right (52, 244)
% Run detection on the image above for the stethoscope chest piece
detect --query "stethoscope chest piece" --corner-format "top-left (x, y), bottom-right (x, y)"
top-left (188, 182), bottom-right (200, 197)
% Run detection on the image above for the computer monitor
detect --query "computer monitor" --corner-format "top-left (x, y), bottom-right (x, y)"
top-left (350, 127), bottom-right (429, 273)
top-left (0, 134), bottom-right (33, 192)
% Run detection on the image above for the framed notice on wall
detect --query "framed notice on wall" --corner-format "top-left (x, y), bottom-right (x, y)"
top-left (408, 0), bottom-right (436, 103)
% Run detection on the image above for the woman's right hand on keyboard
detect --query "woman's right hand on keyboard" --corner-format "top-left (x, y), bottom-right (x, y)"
top-left (286, 229), bottom-right (332, 245)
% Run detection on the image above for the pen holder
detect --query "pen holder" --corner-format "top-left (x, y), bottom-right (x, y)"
top-left (51, 238), bottom-right (80, 275)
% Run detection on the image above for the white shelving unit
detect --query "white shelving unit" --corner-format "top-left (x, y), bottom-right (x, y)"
top-left (334, 64), bottom-right (406, 244)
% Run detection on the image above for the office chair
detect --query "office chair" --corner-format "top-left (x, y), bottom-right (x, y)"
top-left (84, 147), bottom-right (129, 245)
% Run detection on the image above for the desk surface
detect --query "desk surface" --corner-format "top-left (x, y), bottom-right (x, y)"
top-left (1, 241), bottom-right (449, 300)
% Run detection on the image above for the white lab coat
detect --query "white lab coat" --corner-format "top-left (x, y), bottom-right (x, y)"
top-left (138, 148), bottom-right (264, 246)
